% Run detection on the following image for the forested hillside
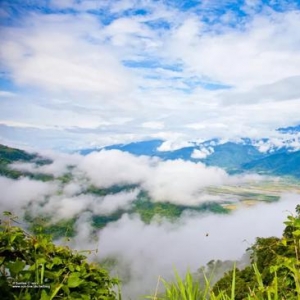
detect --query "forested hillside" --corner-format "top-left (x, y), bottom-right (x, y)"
top-left (0, 144), bottom-right (53, 180)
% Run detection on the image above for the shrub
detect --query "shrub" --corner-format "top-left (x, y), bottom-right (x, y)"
top-left (0, 212), bottom-right (118, 300)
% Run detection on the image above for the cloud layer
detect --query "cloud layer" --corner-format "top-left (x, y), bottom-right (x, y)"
top-left (3, 149), bottom-right (232, 221)
top-left (1, 147), bottom-right (300, 298)
top-left (0, 1), bottom-right (300, 149)
top-left (1, 148), bottom-right (268, 219)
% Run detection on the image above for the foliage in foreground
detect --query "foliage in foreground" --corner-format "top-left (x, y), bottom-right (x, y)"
top-left (0, 212), bottom-right (118, 300)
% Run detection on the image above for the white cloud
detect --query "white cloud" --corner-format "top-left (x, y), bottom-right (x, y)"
top-left (32, 151), bottom-right (82, 176)
top-left (186, 123), bottom-right (228, 130)
top-left (9, 162), bottom-right (40, 173)
top-left (49, 195), bottom-right (91, 220)
top-left (50, 0), bottom-right (74, 9)
top-left (97, 194), bottom-right (300, 298)
top-left (79, 150), bottom-right (230, 206)
top-left (191, 147), bottom-right (214, 159)
top-left (142, 121), bottom-right (165, 130)
top-left (157, 140), bottom-right (193, 151)
top-left (6, 146), bottom-right (296, 220)
top-left (0, 120), bottom-right (54, 130)
top-left (166, 10), bottom-right (300, 89)
top-left (92, 189), bottom-right (140, 215)
top-left (0, 2), bottom-right (300, 149)
top-left (0, 13), bottom-right (134, 95)
top-left (0, 91), bottom-right (16, 98)
top-left (78, 150), bottom-right (153, 188)
top-left (253, 133), bottom-right (300, 153)
top-left (0, 176), bottom-right (57, 215)
top-left (142, 159), bottom-right (228, 205)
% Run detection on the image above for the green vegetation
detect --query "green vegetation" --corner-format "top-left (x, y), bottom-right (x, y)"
top-left (0, 212), bottom-right (118, 300)
top-left (211, 211), bottom-right (300, 300)
top-left (86, 184), bottom-right (138, 196)
top-left (57, 173), bottom-right (74, 184)
top-left (80, 191), bottom-right (230, 230)
top-left (0, 144), bottom-right (37, 162)
top-left (2, 207), bottom-right (300, 299)
top-left (148, 268), bottom-right (236, 300)
top-left (0, 144), bottom-right (53, 181)
top-left (132, 193), bottom-right (184, 223)
top-left (132, 192), bottom-right (229, 224)
top-left (15, 186), bottom-right (230, 238)
top-left (92, 210), bottom-right (125, 229)
top-left (24, 214), bottom-right (77, 239)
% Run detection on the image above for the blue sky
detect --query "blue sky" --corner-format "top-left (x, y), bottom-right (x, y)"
top-left (1, 0), bottom-right (300, 150)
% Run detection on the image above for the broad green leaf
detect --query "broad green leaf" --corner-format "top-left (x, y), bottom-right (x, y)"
top-left (22, 292), bottom-right (31, 300)
top-left (44, 270), bottom-right (59, 280)
top-left (52, 257), bottom-right (62, 265)
top-left (67, 272), bottom-right (83, 288)
top-left (81, 294), bottom-right (90, 300)
top-left (76, 265), bottom-right (81, 271)
top-left (292, 229), bottom-right (300, 237)
top-left (282, 238), bottom-right (287, 246)
top-left (62, 284), bottom-right (70, 295)
top-left (40, 289), bottom-right (50, 300)
top-left (68, 264), bottom-right (75, 272)
top-left (8, 260), bottom-right (26, 275)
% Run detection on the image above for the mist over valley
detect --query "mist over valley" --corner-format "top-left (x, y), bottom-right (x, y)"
top-left (1, 137), bottom-right (299, 297)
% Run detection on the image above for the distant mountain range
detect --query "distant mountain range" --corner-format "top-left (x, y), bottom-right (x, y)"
top-left (277, 124), bottom-right (300, 134)
top-left (242, 150), bottom-right (300, 178)
top-left (79, 124), bottom-right (300, 178)
top-left (0, 124), bottom-right (299, 179)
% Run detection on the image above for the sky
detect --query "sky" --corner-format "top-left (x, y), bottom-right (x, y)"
top-left (1, 0), bottom-right (300, 150)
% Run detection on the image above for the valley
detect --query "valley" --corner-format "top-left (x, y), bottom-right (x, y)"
top-left (1, 143), bottom-right (300, 241)
top-left (206, 177), bottom-right (300, 210)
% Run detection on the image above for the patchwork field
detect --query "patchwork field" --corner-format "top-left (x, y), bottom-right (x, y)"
top-left (206, 177), bottom-right (300, 210)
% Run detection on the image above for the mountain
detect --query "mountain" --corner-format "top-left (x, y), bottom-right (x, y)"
top-left (80, 139), bottom-right (266, 171)
top-left (105, 139), bottom-right (164, 156)
top-left (80, 139), bottom-right (198, 160)
top-left (0, 144), bottom-right (52, 180)
top-left (277, 124), bottom-right (300, 134)
top-left (80, 139), bottom-right (164, 156)
top-left (2, 135), bottom-right (299, 181)
top-left (0, 144), bottom-right (37, 164)
top-left (242, 150), bottom-right (300, 178)
top-left (78, 135), bottom-right (300, 178)
top-left (203, 142), bottom-right (263, 170)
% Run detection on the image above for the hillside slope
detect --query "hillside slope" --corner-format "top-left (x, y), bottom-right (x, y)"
top-left (243, 150), bottom-right (300, 178)
top-left (0, 144), bottom-right (52, 180)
